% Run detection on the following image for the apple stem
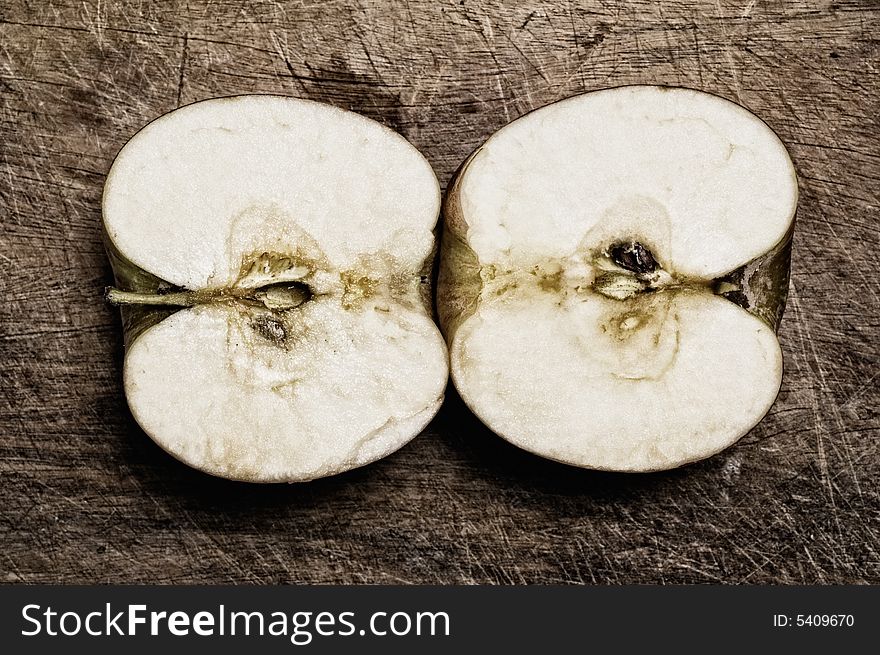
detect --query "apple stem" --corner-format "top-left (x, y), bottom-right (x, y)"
top-left (105, 283), bottom-right (312, 311)
top-left (105, 288), bottom-right (200, 307)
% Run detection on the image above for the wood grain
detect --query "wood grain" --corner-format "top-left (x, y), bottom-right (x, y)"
top-left (1, 0), bottom-right (878, 584)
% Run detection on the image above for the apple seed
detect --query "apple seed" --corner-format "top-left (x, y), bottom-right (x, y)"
top-left (609, 241), bottom-right (658, 275)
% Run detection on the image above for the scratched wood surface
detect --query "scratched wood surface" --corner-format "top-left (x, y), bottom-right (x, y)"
top-left (1, 0), bottom-right (878, 584)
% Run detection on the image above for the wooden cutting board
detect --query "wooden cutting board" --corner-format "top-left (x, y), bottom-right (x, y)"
top-left (1, 0), bottom-right (877, 584)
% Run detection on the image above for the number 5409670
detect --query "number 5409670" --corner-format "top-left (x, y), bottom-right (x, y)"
top-left (796, 615), bottom-right (854, 627)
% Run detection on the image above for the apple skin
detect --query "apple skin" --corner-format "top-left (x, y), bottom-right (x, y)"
top-left (103, 228), bottom-right (177, 347)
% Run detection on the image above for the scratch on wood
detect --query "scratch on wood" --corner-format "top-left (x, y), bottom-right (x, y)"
top-left (741, 0), bottom-right (758, 19)
top-left (503, 32), bottom-right (549, 84)
top-left (176, 32), bottom-right (189, 107)
top-left (692, 24), bottom-right (705, 87)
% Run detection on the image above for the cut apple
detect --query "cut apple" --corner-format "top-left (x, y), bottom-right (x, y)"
top-left (438, 86), bottom-right (797, 471)
top-left (104, 95), bottom-right (448, 482)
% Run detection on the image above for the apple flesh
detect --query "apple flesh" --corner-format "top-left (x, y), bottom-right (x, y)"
top-left (438, 86), bottom-right (797, 472)
top-left (104, 96), bottom-right (448, 482)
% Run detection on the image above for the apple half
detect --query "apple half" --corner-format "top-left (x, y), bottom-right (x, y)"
top-left (438, 86), bottom-right (797, 472)
top-left (104, 96), bottom-right (448, 482)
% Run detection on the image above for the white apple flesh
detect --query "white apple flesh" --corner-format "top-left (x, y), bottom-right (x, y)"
top-left (438, 86), bottom-right (797, 472)
top-left (104, 96), bottom-right (448, 482)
